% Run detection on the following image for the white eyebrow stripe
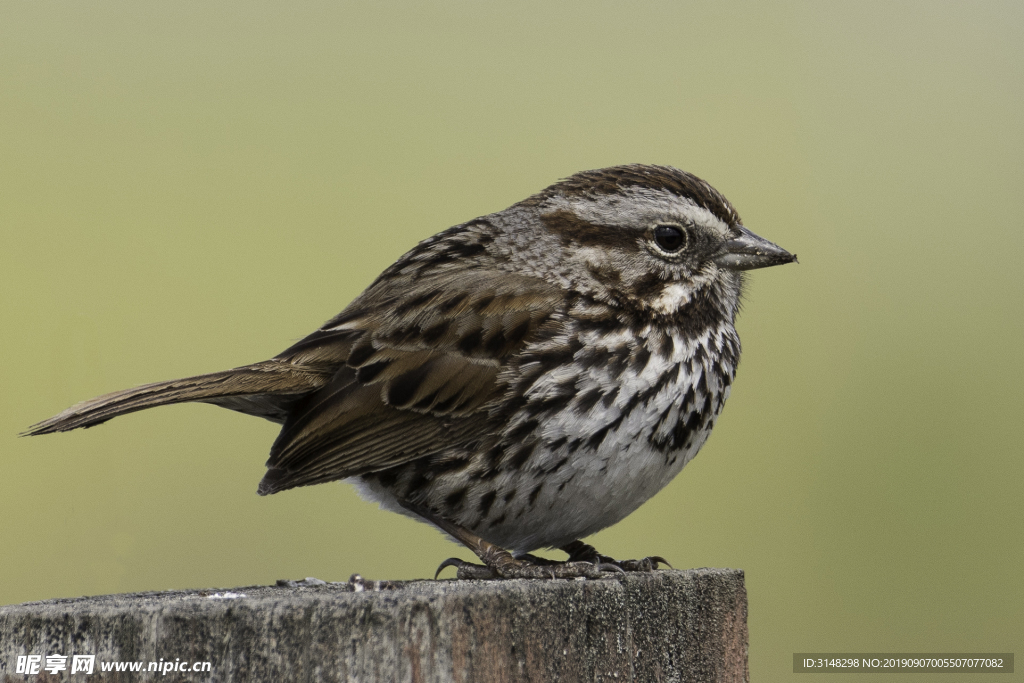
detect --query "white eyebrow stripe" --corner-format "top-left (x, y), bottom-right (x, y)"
top-left (546, 188), bottom-right (732, 238)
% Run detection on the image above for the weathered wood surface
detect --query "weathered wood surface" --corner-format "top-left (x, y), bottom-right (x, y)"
top-left (0, 568), bottom-right (747, 682)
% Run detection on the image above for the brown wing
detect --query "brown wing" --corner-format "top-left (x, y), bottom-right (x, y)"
top-left (257, 269), bottom-right (564, 494)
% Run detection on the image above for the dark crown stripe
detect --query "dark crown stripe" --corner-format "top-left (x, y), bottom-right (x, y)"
top-left (523, 164), bottom-right (739, 227)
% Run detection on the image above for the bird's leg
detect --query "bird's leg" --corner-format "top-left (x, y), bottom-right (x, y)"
top-left (399, 501), bottom-right (606, 580)
top-left (560, 540), bottom-right (671, 572)
top-left (434, 523), bottom-right (609, 580)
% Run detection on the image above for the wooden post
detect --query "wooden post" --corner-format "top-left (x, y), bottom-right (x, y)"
top-left (0, 568), bottom-right (747, 682)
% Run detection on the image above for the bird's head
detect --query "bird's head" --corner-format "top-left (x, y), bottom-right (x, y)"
top-left (497, 164), bottom-right (796, 322)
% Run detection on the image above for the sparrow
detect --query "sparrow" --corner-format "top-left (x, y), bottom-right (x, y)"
top-left (27, 164), bottom-right (796, 579)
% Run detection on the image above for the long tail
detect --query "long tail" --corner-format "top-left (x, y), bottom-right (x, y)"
top-left (24, 361), bottom-right (330, 436)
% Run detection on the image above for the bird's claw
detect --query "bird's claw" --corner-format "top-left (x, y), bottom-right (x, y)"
top-left (434, 537), bottom-right (672, 580)
top-left (560, 540), bottom-right (670, 573)
top-left (613, 555), bottom-right (671, 572)
top-left (435, 555), bottom-right (618, 580)
top-left (435, 557), bottom-right (499, 580)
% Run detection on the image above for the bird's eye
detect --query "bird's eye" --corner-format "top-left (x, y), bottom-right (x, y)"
top-left (653, 224), bottom-right (687, 253)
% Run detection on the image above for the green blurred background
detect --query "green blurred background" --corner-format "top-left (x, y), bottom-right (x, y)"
top-left (2, 1), bottom-right (1021, 680)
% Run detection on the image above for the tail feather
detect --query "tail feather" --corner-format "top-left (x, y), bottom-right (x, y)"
top-left (23, 361), bottom-right (330, 436)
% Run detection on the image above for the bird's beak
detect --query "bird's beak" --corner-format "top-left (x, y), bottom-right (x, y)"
top-left (714, 225), bottom-right (797, 271)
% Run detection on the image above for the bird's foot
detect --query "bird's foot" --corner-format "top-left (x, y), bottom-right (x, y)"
top-left (404, 500), bottom-right (660, 580)
top-left (435, 548), bottom-right (612, 580)
top-left (561, 540), bottom-right (671, 572)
